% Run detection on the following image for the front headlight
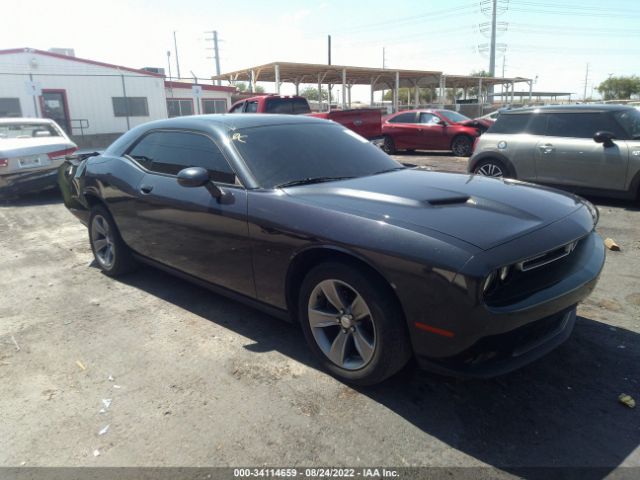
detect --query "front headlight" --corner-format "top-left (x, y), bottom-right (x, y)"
top-left (584, 200), bottom-right (599, 227)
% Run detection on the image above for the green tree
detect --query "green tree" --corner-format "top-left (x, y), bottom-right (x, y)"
top-left (300, 87), bottom-right (329, 101)
top-left (597, 75), bottom-right (640, 100)
top-left (233, 82), bottom-right (265, 93)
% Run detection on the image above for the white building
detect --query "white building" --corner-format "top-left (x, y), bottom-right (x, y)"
top-left (0, 48), bottom-right (235, 146)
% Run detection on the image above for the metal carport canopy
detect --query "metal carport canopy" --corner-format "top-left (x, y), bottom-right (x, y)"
top-left (212, 62), bottom-right (531, 111)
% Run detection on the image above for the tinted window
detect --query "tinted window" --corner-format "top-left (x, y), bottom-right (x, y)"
top-left (545, 112), bottom-right (623, 138)
top-left (202, 99), bottom-right (227, 114)
top-left (0, 98), bottom-right (22, 117)
top-left (229, 102), bottom-right (244, 113)
top-left (613, 109), bottom-right (640, 140)
top-left (265, 98), bottom-right (311, 114)
top-left (245, 101), bottom-right (258, 113)
top-left (489, 113), bottom-right (546, 135)
top-left (128, 131), bottom-right (235, 183)
top-left (112, 97), bottom-right (149, 117)
top-left (419, 113), bottom-right (440, 125)
top-left (388, 112), bottom-right (416, 123)
top-left (231, 123), bottom-right (402, 188)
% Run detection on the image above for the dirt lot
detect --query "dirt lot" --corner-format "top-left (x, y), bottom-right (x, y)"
top-left (1, 153), bottom-right (639, 474)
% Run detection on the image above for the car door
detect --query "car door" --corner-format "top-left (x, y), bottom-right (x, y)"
top-left (125, 129), bottom-right (255, 297)
top-left (535, 112), bottom-right (629, 190)
top-left (384, 112), bottom-right (419, 149)
top-left (418, 112), bottom-right (449, 149)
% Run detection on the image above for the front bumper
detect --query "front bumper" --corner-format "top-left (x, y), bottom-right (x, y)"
top-left (400, 229), bottom-right (605, 378)
top-left (0, 168), bottom-right (59, 197)
top-left (416, 307), bottom-right (577, 378)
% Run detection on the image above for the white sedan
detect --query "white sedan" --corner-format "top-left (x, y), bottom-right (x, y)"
top-left (0, 118), bottom-right (77, 197)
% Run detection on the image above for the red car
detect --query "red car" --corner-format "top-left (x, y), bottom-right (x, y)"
top-left (381, 109), bottom-right (490, 157)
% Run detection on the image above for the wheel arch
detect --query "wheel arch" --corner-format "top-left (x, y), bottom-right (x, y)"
top-left (468, 151), bottom-right (518, 178)
top-left (285, 246), bottom-right (405, 323)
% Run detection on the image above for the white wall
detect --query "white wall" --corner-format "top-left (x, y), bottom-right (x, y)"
top-left (165, 86), bottom-right (232, 114)
top-left (0, 50), bottom-right (167, 135)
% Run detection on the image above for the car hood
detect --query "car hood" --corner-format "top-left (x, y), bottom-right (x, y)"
top-left (283, 169), bottom-right (587, 251)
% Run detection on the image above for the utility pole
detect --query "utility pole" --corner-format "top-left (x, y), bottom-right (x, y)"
top-left (501, 54), bottom-right (506, 102)
top-left (173, 31), bottom-right (181, 79)
top-left (583, 63), bottom-right (589, 101)
top-left (488, 0), bottom-right (497, 98)
top-left (205, 30), bottom-right (222, 85)
top-left (328, 35), bottom-right (332, 110)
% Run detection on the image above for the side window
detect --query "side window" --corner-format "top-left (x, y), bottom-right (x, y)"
top-left (490, 114), bottom-right (529, 134)
top-left (245, 101), bottom-right (259, 113)
top-left (128, 131), bottom-right (236, 184)
top-left (229, 102), bottom-right (245, 113)
top-left (545, 113), bottom-right (623, 138)
top-left (418, 113), bottom-right (440, 125)
top-left (388, 112), bottom-right (417, 124)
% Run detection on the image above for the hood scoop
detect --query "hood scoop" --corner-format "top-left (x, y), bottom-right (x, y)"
top-left (426, 195), bottom-right (471, 206)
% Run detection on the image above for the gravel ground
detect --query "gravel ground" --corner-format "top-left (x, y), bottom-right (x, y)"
top-left (0, 153), bottom-right (639, 474)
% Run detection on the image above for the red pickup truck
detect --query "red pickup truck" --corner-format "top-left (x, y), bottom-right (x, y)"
top-left (228, 95), bottom-right (383, 142)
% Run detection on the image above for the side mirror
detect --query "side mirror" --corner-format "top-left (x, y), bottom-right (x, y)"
top-left (593, 131), bottom-right (616, 148)
top-left (176, 166), bottom-right (231, 202)
top-left (438, 120), bottom-right (447, 126)
top-left (177, 167), bottom-right (209, 188)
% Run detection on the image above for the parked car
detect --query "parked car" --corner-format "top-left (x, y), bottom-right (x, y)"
top-left (469, 105), bottom-right (640, 200)
top-left (0, 118), bottom-right (77, 197)
top-left (381, 109), bottom-right (489, 157)
top-left (229, 95), bottom-right (382, 142)
top-left (60, 114), bottom-right (604, 385)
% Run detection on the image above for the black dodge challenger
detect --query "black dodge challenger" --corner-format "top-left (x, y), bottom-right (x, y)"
top-left (59, 114), bottom-right (605, 385)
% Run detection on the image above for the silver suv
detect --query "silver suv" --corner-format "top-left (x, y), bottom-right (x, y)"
top-left (469, 105), bottom-right (640, 200)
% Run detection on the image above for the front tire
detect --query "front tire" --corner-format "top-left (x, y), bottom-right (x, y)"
top-left (473, 158), bottom-right (512, 178)
top-left (382, 135), bottom-right (396, 155)
top-left (451, 135), bottom-right (474, 157)
top-left (298, 262), bottom-right (411, 385)
top-left (89, 205), bottom-right (137, 277)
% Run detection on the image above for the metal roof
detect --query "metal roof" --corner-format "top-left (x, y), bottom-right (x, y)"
top-left (212, 61), bottom-right (528, 90)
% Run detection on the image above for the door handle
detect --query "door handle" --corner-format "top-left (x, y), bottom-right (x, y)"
top-left (140, 184), bottom-right (154, 194)
top-left (538, 144), bottom-right (554, 154)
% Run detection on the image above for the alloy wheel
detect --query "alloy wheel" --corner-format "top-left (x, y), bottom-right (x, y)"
top-left (91, 214), bottom-right (115, 268)
top-left (476, 162), bottom-right (504, 177)
top-left (307, 279), bottom-right (377, 370)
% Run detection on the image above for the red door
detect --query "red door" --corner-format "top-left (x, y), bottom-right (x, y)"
top-left (415, 112), bottom-right (449, 150)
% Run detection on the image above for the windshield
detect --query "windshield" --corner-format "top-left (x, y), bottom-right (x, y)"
top-left (0, 122), bottom-right (61, 139)
top-left (438, 110), bottom-right (471, 124)
top-left (613, 109), bottom-right (640, 140)
top-left (230, 123), bottom-right (402, 188)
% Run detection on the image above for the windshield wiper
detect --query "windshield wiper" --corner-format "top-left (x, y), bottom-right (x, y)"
top-left (372, 167), bottom-right (406, 175)
top-left (276, 176), bottom-right (355, 188)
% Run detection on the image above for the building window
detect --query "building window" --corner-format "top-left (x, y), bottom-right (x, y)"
top-left (0, 98), bottom-right (22, 117)
top-left (202, 99), bottom-right (227, 114)
top-left (167, 99), bottom-right (194, 117)
top-left (112, 97), bottom-right (149, 117)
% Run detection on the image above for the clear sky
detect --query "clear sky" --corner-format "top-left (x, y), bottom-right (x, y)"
top-left (2, 0), bottom-right (639, 101)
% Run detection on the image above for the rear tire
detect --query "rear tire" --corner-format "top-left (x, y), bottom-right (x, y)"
top-left (298, 262), bottom-right (411, 385)
top-left (88, 204), bottom-right (138, 277)
top-left (473, 158), bottom-right (512, 178)
top-left (451, 135), bottom-right (474, 157)
top-left (382, 135), bottom-right (396, 155)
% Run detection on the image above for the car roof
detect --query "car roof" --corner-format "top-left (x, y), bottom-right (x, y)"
top-left (137, 113), bottom-right (328, 131)
top-left (501, 104), bottom-right (634, 115)
top-left (0, 117), bottom-right (56, 124)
